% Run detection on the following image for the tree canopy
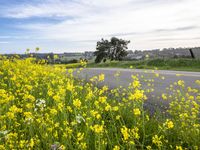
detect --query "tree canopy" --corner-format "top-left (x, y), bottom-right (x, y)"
top-left (94, 37), bottom-right (130, 63)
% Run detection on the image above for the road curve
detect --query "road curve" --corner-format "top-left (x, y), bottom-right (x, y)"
top-left (75, 68), bottom-right (200, 112)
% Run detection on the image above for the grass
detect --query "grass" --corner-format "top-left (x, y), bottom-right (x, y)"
top-left (87, 58), bottom-right (200, 72)
top-left (0, 56), bottom-right (200, 149)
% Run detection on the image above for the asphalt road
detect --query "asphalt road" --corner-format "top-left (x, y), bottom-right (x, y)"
top-left (75, 68), bottom-right (200, 113)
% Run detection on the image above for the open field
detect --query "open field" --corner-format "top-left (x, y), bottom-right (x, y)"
top-left (0, 56), bottom-right (200, 149)
top-left (87, 58), bottom-right (200, 72)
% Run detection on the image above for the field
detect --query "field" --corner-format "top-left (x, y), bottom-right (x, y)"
top-left (0, 55), bottom-right (200, 149)
top-left (87, 58), bottom-right (200, 72)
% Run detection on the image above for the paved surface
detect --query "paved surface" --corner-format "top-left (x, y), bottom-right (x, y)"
top-left (75, 68), bottom-right (200, 112)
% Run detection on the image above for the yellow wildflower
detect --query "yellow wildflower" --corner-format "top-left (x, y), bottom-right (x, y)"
top-left (98, 74), bottom-right (105, 81)
top-left (162, 94), bottom-right (167, 100)
top-left (50, 108), bottom-right (58, 115)
top-left (176, 146), bottom-right (183, 150)
top-left (116, 115), bottom-right (121, 120)
top-left (77, 132), bottom-right (84, 141)
top-left (113, 145), bottom-right (120, 150)
top-left (105, 104), bottom-right (111, 111)
top-left (113, 106), bottom-right (119, 111)
top-left (177, 80), bottom-right (184, 87)
top-left (164, 119), bottom-right (174, 129)
top-left (121, 126), bottom-right (130, 141)
top-left (133, 108), bottom-right (141, 116)
top-left (73, 99), bottom-right (81, 108)
top-left (90, 124), bottom-right (104, 134)
top-left (146, 145), bottom-right (152, 150)
top-left (152, 135), bottom-right (163, 147)
top-left (29, 138), bottom-right (34, 148)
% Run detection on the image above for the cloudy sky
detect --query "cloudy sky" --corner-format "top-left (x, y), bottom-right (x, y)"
top-left (0, 0), bottom-right (200, 53)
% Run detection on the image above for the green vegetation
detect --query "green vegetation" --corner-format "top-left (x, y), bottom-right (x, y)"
top-left (94, 37), bottom-right (130, 63)
top-left (88, 58), bottom-right (200, 72)
top-left (0, 56), bottom-right (200, 149)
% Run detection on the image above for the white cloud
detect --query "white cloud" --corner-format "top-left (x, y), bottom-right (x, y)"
top-left (1, 0), bottom-right (200, 51)
top-left (0, 36), bottom-right (11, 39)
top-left (0, 41), bottom-right (9, 44)
top-left (3, 0), bottom-right (95, 18)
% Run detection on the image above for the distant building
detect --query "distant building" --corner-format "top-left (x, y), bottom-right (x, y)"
top-left (124, 50), bottom-right (143, 60)
top-left (123, 47), bottom-right (200, 60)
top-left (2, 47), bottom-right (200, 62)
top-left (192, 47), bottom-right (200, 58)
top-left (84, 51), bottom-right (95, 60)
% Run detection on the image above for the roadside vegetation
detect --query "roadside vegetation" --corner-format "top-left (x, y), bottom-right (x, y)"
top-left (0, 55), bottom-right (199, 149)
top-left (90, 37), bottom-right (200, 72)
top-left (88, 58), bottom-right (200, 72)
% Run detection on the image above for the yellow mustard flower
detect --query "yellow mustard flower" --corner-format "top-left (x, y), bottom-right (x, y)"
top-left (73, 99), bottom-right (81, 108)
top-left (133, 108), bottom-right (141, 116)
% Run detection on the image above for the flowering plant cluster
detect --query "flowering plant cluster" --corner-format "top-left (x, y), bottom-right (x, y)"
top-left (0, 55), bottom-right (199, 149)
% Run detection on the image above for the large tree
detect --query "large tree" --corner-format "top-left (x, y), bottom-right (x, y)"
top-left (94, 39), bottom-right (110, 63)
top-left (94, 37), bottom-right (130, 63)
